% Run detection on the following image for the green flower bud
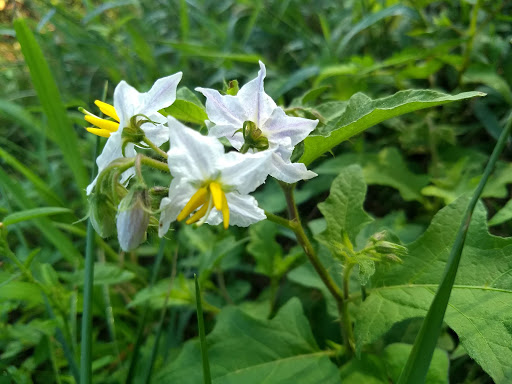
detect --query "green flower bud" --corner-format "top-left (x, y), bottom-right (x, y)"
top-left (116, 186), bottom-right (150, 252)
top-left (88, 193), bottom-right (117, 238)
top-left (226, 80), bottom-right (239, 96)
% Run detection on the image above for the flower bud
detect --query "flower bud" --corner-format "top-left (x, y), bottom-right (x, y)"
top-left (88, 193), bottom-right (117, 238)
top-left (116, 186), bottom-right (150, 252)
top-left (226, 80), bottom-right (239, 96)
top-left (242, 121), bottom-right (269, 151)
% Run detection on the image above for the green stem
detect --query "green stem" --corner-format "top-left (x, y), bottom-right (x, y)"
top-left (278, 182), bottom-right (353, 354)
top-left (264, 211), bottom-right (294, 230)
top-left (143, 137), bottom-right (168, 159)
top-left (457, 0), bottom-right (481, 85)
top-left (342, 264), bottom-right (355, 354)
top-left (240, 143), bottom-right (250, 153)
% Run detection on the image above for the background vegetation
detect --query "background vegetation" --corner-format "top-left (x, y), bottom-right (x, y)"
top-left (1, 0), bottom-right (512, 383)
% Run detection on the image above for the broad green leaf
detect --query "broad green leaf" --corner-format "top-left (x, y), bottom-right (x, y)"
top-left (489, 198), bottom-right (512, 226)
top-left (355, 196), bottom-right (512, 383)
top-left (128, 274), bottom-right (195, 309)
top-left (338, 344), bottom-right (449, 384)
top-left (383, 344), bottom-right (449, 384)
top-left (300, 90), bottom-right (485, 166)
top-left (0, 280), bottom-right (43, 305)
top-left (164, 87), bottom-right (208, 125)
top-left (14, 18), bottom-right (89, 192)
top-left (317, 165), bottom-right (373, 248)
top-left (62, 263), bottom-right (135, 286)
top-left (2, 207), bottom-right (71, 227)
top-left (247, 221), bottom-right (283, 277)
top-left (155, 298), bottom-right (339, 384)
top-left (315, 148), bottom-right (429, 202)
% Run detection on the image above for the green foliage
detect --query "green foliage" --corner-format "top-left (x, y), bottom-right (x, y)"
top-left (355, 197), bottom-right (512, 383)
top-left (156, 298), bottom-right (340, 384)
top-left (300, 90), bottom-right (485, 166)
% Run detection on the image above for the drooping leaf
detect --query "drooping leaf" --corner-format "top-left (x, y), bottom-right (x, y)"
top-left (355, 196), bottom-right (512, 383)
top-left (164, 87), bottom-right (209, 125)
top-left (154, 298), bottom-right (339, 384)
top-left (300, 90), bottom-right (485, 166)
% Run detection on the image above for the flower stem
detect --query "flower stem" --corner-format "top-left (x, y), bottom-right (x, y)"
top-left (240, 143), bottom-right (250, 154)
top-left (278, 182), bottom-right (354, 355)
top-left (143, 137), bottom-right (168, 159)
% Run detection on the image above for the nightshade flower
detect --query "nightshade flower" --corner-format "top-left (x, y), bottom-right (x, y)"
top-left (196, 61), bottom-right (318, 183)
top-left (158, 116), bottom-right (273, 237)
top-left (82, 72), bottom-right (182, 195)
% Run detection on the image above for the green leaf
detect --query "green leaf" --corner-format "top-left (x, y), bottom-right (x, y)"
top-left (383, 344), bottom-right (449, 384)
top-left (247, 221), bottom-right (283, 277)
top-left (62, 263), bottom-right (135, 286)
top-left (317, 164), bottom-right (373, 248)
top-left (2, 207), bottom-right (71, 227)
top-left (0, 168), bottom-right (83, 264)
top-left (14, 18), bottom-right (89, 192)
top-left (315, 148), bottom-right (429, 202)
top-left (489, 198), bottom-right (512, 226)
top-left (165, 87), bottom-right (208, 125)
top-left (0, 147), bottom-right (64, 206)
top-left (155, 298), bottom-right (339, 384)
top-left (300, 90), bottom-right (485, 166)
top-left (355, 197), bottom-right (512, 383)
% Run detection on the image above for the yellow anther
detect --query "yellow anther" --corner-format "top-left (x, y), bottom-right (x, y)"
top-left (221, 193), bottom-right (229, 229)
top-left (94, 100), bottom-right (120, 122)
top-left (86, 127), bottom-right (111, 138)
top-left (177, 187), bottom-right (208, 222)
top-left (85, 115), bottom-right (120, 132)
top-left (186, 203), bottom-right (209, 225)
top-left (209, 182), bottom-right (224, 211)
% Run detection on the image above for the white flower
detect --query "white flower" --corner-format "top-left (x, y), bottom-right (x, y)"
top-left (196, 61), bottom-right (318, 183)
top-left (158, 116), bottom-right (273, 237)
top-left (82, 72), bottom-right (183, 195)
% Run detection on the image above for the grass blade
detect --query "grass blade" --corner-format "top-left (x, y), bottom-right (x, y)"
top-left (195, 274), bottom-right (212, 384)
top-left (397, 113), bottom-right (512, 383)
top-left (13, 18), bottom-right (89, 193)
top-left (2, 207), bottom-right (71, 226)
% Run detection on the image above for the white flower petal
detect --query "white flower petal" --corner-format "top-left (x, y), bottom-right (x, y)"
top-left (269, 151), bottom-right (317, 183)
top-left (263, 107), bottom-right (318, 147)
top-left (158, 180), bottom-right (195, 237)
top-left (139, 72), bottom-right (183, 116)
top-left (113, 81), bottom-right (141, 128)
top-left (236, 61), bottom-right (277, 127)
top-left (218, 150), bottom-right (273, 194)
top-left (225, 192), bottom-right (266, 227)
top-left (195, 87), bottom-right (245, 127)
top-left (86, 133), bottom-right (136, 195)
top-left (142, 122), bottom-right (169, 147)
top-left (167, 116), bottom-right (224, 181)
top-left (207, 123), bottom-right (244, 150)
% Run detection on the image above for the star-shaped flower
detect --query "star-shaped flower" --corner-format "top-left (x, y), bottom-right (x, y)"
top-left (196, 61), bottom-right (318, 183)
top-left (82, 73), bottom-right (182, 194)
top-left (158, 116), bottom-right (273, 237)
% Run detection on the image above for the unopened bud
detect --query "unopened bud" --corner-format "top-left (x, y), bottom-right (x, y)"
top-left (88, 193), bottom-right (116, 238)
top-left (116, 186), bottom-right (150, 251)
top-left (226, 80), bottom-right (239, 96)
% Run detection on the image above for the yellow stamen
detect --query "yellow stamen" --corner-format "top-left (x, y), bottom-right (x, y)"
top-left (94, 100), bottom-right (120, 122)
top-left (221, 193), bottom-right (229, 229)
top-left (186, 203), bottom-right (209, 225)
top-left (86, 127), bottom-right (111, 138)
top-left (209, 182), bottom-right (223, 211)
top-left (177, 187), bottom-right (208, 221)
top-left (84, 115), bottom-right (120, 132)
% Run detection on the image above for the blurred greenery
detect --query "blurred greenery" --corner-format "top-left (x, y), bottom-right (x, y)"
top-left (2, 0), bottom-right (512, 383)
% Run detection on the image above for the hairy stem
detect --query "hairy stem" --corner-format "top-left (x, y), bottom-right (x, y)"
top-left (143, 137), bottom-right (168, 159)
top-left (276, 182), bottom-right (354, 355)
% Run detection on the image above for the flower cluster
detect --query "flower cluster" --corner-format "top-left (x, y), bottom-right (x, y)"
top-left (84, 62), bottom-right (318, 251)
